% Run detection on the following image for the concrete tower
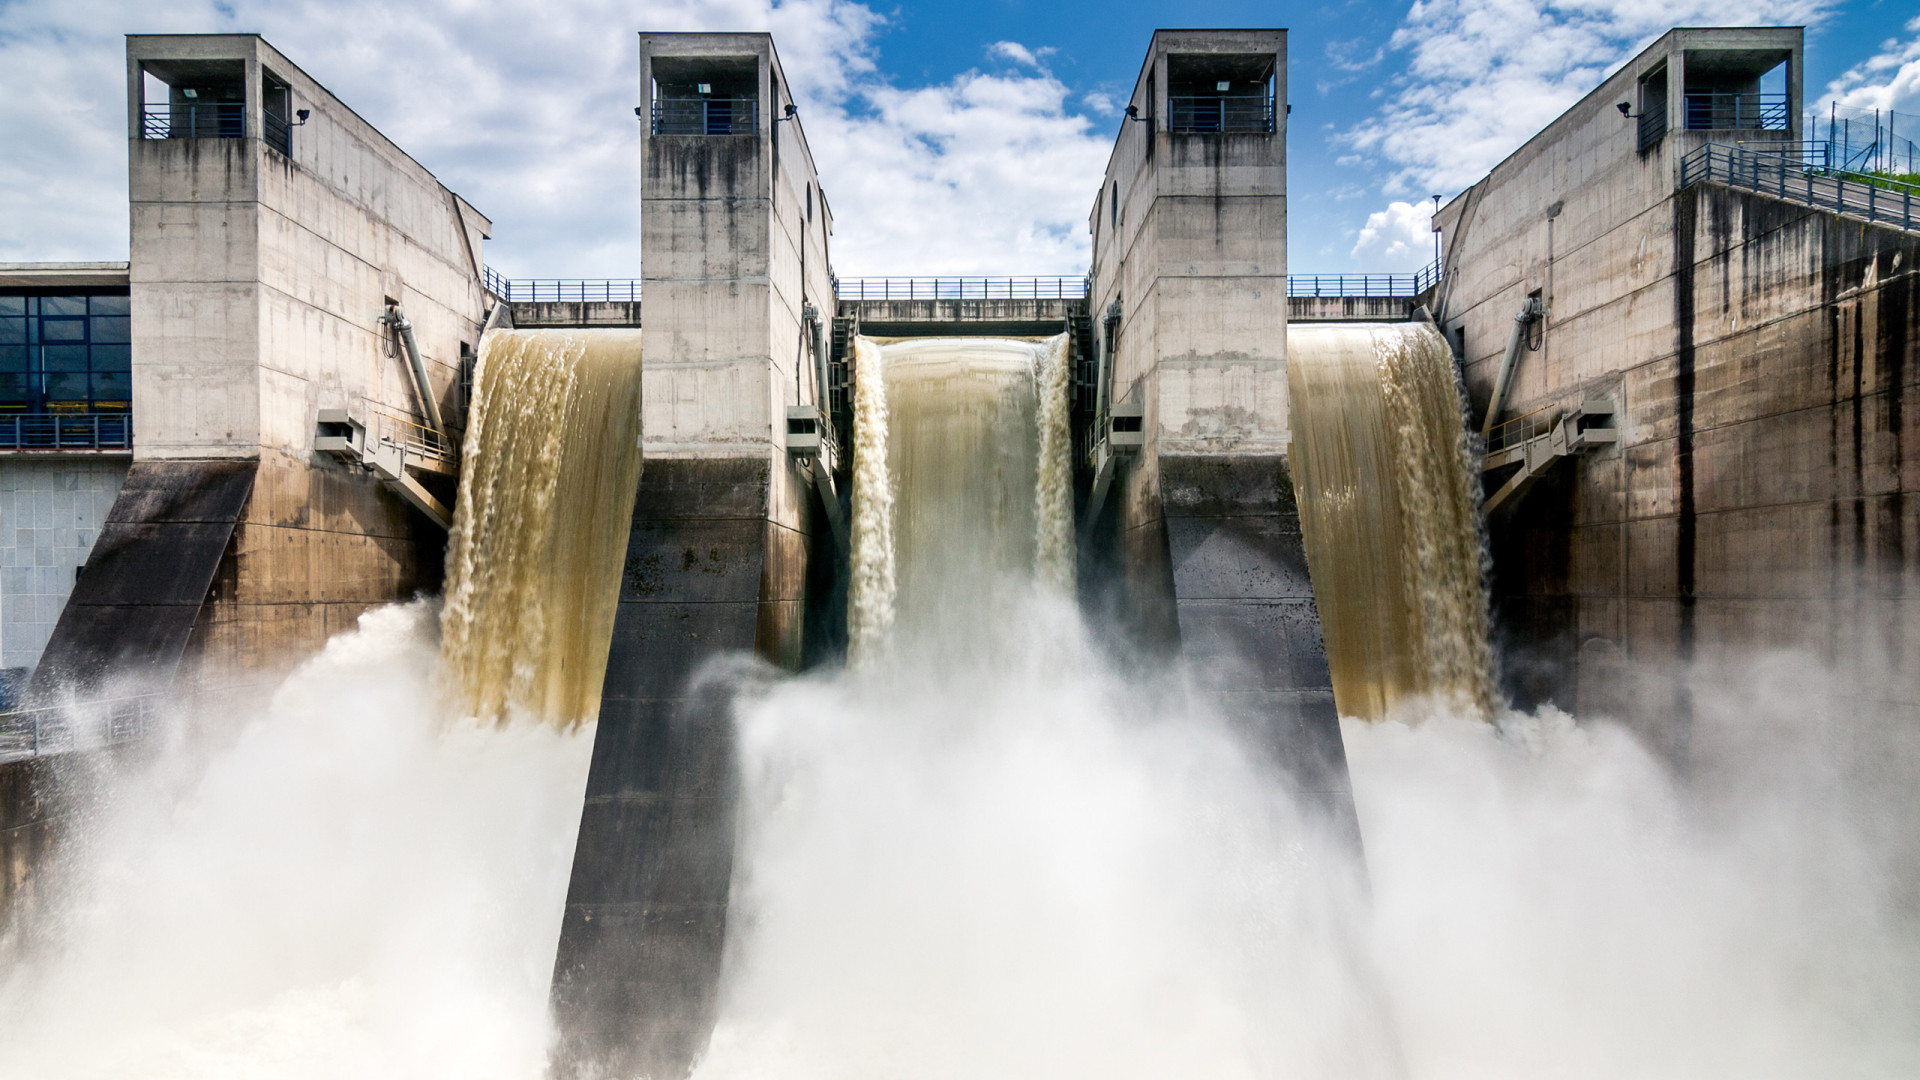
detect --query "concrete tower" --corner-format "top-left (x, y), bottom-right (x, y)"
top-left (1086, 30), bottom-right (1359, 842)
top-left (548, 32), bottom-right (837, 1080)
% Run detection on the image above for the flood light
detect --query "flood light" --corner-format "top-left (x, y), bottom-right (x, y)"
top-left (698, 82), bottom-right (712, 95)
top-left (1216, 80), bottom-right (1230, 92)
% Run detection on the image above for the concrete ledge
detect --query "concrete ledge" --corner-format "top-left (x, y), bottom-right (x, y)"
top-left (509, 301), bottom-right (643, 328)
top-left (1288, 295), bottom-right (1417, 322)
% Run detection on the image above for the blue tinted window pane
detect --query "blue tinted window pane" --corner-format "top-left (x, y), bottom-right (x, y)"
top-left (42, 319), bottom-right (85, 343)
top-left (41, 296), bottom-right (86, 317)
top-left (91, 344), bottom-right (131, 371)
top-left (89, 315), bottom-right (130, 344)
top-left (43, 345), bottom-right (88, 371)
top-left (44, 372), bottom-right (88, 402)
top-left (91, 372), bottom-right (132, 402)
top-left (0, 298), bottom-right (24, 316)
top-left (0, 374), bottom-right (29, 402)
top-left (88, 295), bottom-right (130, 316)
top-left (0, 319), bottom-right (23, 344)
top-left (0, 345), bottom-right (27, 371)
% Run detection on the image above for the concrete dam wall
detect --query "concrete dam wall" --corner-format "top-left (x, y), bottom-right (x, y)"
top-left (5, 18), bottom-right (1920, 1080)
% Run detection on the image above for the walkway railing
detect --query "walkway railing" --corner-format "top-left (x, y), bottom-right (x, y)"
top-left (485, 275), bottom-right (642, 303)
top-left (1684, 92), bottom-right (1789, 132)
top-left (369, 406), bottom-right (457, 467)
top-left (1288, 260), bottom-right (1441, 297)
top-left (140, 102), bottom-right (244, 140)
top-left (1169, 94), bottom-right (1275, 134)
top-left (0, 693), bottom-right (159, 764)
top-left (651, 98), bottom-right (758, 136)
top-left (0, 412), bottom-right (132, 451)
top-left (480, 266), bottom-right (1450, 307)
top-left (1681, 142), bottom-right (1920, 233)
top-left (835, 277), bottom-right (1089, 301)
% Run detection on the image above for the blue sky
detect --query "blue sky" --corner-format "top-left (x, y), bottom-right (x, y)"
top-left (1, 0), bottom-right (1916, 278)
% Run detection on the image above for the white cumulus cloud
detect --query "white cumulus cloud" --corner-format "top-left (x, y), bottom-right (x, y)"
top-left (1337, 0), bottom-right (1838, 268)
top-left (1350, 200), bottom-right (1439, 269)
top-left (1824, 15), bottom-right (1920, 115)
top-left (0, 2), bottom-right (1106, 277)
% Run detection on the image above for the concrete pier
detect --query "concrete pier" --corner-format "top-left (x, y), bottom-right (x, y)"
top-left (548, 33), bottom-right (836, 1080)
top-left (1084, 30), bottom-right (1360, 848)
top-left (33, 34), bottom-right (489, 700)
top-left (3, 33), bottom-right (492, 938)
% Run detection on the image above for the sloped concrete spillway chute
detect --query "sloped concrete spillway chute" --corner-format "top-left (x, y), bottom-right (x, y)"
top-left (31, 461), bottom-right (257, 699)
top-left (1286, 320), bottom-right (1496, 721)
top-left (440, 328), bottom-right (645, 727)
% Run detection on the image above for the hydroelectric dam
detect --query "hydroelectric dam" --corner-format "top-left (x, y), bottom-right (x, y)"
top-left (2, 23), bottom-right (1919, 1080)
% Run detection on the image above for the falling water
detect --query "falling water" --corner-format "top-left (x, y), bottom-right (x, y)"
top-left (848, 335), bottom-right (1072, 658)
top-left (847, 336), bottom-right (896, 666)
top-left (1288, 321), bottom-right (1495, 721)
top-left (439, 329), bottom-right (644, 725)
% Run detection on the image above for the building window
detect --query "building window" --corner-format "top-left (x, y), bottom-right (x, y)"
top-left (0, 293), bottom-right (133, 413)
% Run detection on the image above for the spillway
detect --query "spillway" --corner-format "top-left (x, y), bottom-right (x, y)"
top-left (440, 328), bottom-right (645, 725)
top-left (1288, 321), bottom-right (1495, 721)
top-left (851, 335), bottom-right (1073, 659)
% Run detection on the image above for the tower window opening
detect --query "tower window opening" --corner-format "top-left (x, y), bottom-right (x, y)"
top-left (1167, 53), bottom-right (1275, 134)
top-left (262, 69), bottom-right (294, 156)
top-left (652, 56), bottom-right (758, 136)
top-left (1637, 64), bottom-right (1669, 150)
top-left (1681, 49), bottom-right (1792, 133)
top-left (139, 58), bottom-right (246, 141)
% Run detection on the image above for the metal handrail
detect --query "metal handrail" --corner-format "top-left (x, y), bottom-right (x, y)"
top-left (0, 693), bottom-right (159, 764)
top-left (486, 279), bottom-right (642, 303)
top-left (1168, 94), bottom-right (1275, 134)
top-left (1287, 261), bottom-right (1441, 298)
top-left (0, 412), bottom-right (132, 451)
top-left (369, 406), bottom-right (457, 463)
top-left (651, 98), bottom-right (757, 136)
top-left (140, 102), bottom-right (244, 140)
top-left (1638, 109), bottom-right (1669, 151)
top-left (1681, 142), bottom-right (1920, 233)
top-left (834, 277), bottom-right (1089, 300)
top-left (1684, 92), bottom-right (1789, 132)
top-left (1736, 139), bottom-right (1831, 170)
top-left (1484, 403), bottom-right (1559, 456)
top-left (263, 111), bottom-right (293, 156)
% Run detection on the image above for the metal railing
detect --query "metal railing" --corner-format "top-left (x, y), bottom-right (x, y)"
top-left (0, 693), bottom-right (159, 764)
top-left (1684, 92), bottom-right (1789, 132)
top-left (1287, 261), bottom-right (1441, 297)
top-left (651, 98), bottom-right (758, 136)
top-left (834, 277), bottom-right (1089, 301)
top-left (486, 278), bottom-right (642, 303)
top-left (140, 102), bottom-right (244, 140)
top-left (1736, 139), bottom-right (1832, 169)
top-left (0, 412), bottom-right (132, 451)
top-left (1638, 108), bottom-right (1669, 151)
top-left (1682, 142), bottom-right (1920, 234)
top-left (263, 111), bottom-right (293, 156)
top-left (1169, 94), bottom-right (1275, 134)
top-left (1484, 403), bottom-right (1559, 459)
top-left (369, 406), bottom-right (457, 466)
